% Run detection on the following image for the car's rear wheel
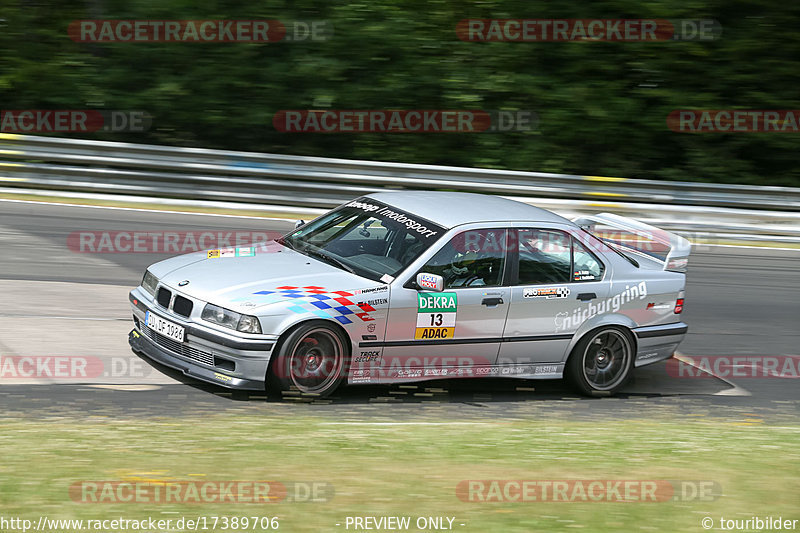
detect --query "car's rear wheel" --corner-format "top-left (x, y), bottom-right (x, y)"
top-left (266, 321), bottom-right (348, 400)
top-left (566, 327), bottom-right (634, 396)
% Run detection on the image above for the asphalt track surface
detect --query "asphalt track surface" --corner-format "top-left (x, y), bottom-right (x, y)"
top-left (0, 200), bottom-right (798, 420)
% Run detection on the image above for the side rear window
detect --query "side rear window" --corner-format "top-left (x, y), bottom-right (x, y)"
top-left (516, 229), bottom-right (571, 285)
top-left (572, 239), bottom-right (605, 282)
top-left (513, 229), bottom-right (606, 285)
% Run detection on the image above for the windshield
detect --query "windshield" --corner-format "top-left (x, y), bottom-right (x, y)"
top-left (280, 198), bottom-right (446, 282)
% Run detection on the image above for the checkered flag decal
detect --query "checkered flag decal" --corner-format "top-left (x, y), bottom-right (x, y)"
top-left (250, 286), bottom-right (376, 325)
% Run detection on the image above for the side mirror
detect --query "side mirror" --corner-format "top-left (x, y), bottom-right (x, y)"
top-left (294, 219), bottom-right (306, 230)
top-left (416, 273), bottom-right (444, 292)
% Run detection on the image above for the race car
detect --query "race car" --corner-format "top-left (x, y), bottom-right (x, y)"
top-left (128, 192), bottom-right (690, 398)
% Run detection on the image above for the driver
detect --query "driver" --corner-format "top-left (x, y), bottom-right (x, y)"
top-left (443, 248), bottom-right (485, 286)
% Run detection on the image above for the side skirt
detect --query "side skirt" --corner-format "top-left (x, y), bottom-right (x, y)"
top-left (348, 362), bottom-right (565, 385)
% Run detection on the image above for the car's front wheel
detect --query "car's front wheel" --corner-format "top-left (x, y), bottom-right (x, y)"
top-left (266, 321), bottom-right (348, 400)
top-left (566, 327), bottom-right (634, 396)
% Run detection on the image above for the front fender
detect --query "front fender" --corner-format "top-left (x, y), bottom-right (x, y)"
top-left (267, 313), bottom-right (356, 347)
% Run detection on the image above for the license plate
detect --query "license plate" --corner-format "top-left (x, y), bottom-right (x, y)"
top-left (145, 310), bottom-right (185, 342)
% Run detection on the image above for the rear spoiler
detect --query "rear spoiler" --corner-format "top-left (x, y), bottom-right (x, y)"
top-left (572, 213), bottom-right (691, 272)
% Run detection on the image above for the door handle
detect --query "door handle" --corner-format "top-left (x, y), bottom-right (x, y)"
top-left (482, 297), bottom-right (504, 306)
top-left (577, 292), bottom-right (597, 301)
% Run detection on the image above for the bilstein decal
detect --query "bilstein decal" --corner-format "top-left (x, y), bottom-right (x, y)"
top-left (415, 292), bottom-right (457, 339)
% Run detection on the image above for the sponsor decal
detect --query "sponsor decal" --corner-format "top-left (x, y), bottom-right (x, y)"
top-left (555, 282), bottom-right (648, 333)
top-left (366, 323), bottom-right (376, 333)
top-left (214, 372), bottom-right (233, 382)
top-left (646, 302), bottom-right (672, 310)
top-left (342, 198), bottom-right (444, 241)
top-left (354, 351), bottom-right (381, 363)
top-left (347, 357), bottom-right (562, 381)
top-left (415, 292), bottom-right (457, 339)
top-left (523, 287), bottom-right (570, 299)
top-left (243, 286), bottom-right (380, 325)
top-left (208, 247), bottom-right (256, 258)
top-left (353, 286), bottom-right (388, 295)
top-left (416, 328), bottom-right (454, 340)
top-left (360, 298), bottom-right (388, 307)
top-left (351, 369), bottom-right (371, 383)
top-left (418, 273), bottom-right (440, 290)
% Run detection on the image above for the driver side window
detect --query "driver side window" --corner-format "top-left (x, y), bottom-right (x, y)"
top-left (420, 229), bottom-right (507, 288)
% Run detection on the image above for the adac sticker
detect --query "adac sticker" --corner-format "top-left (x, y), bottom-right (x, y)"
top-left (523, 287), bottom-right (570, 299)
top-left (415, 292), bottom-right (457, 339)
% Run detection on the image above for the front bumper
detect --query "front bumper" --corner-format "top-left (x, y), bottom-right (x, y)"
top-left (129, 289), bottom-right (275, 390)
top-left (129, 329), bottom-right (266, 390)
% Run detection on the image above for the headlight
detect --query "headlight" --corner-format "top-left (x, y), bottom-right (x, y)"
top-left (142, 270), bottom-right (158, 296)
top-left (202, 304), bottom-right (262, 334)
top-left (236, 314), bottom-right (262, 334)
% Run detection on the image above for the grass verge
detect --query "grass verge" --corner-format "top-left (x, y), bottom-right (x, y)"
top-left (0, 415), bottom-right (797, 532)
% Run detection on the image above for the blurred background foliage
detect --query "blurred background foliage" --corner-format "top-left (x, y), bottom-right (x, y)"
top-left (0, 0), bottom-right (798, 185)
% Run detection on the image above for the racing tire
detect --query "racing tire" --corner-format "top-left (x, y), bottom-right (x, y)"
top-left (266, 321), bottom-right (349, 401)
top-left (565, 326), bottom-right (635, 397)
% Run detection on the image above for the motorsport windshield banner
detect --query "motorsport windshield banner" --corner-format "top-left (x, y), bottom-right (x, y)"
top-left (339, 197), bottom-right (446, 242)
